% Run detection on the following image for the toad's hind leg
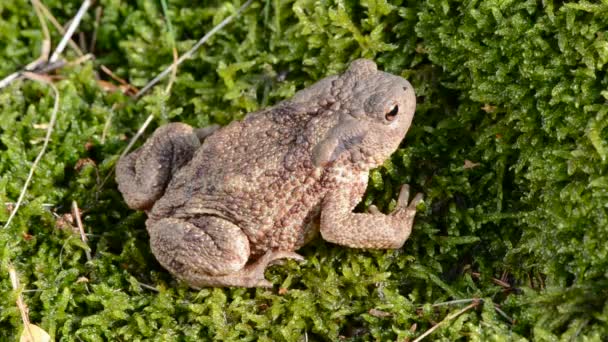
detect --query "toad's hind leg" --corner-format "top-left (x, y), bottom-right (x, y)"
top-left (147, 216), bottom-right (303, 288)
top-left (116, 123), bottom-right (201, 210)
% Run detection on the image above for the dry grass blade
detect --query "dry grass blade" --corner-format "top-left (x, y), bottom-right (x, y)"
top-left (71, 201), bottom-right (92, 261)
top-left (2, 73), bottom-right (59, 230)
top-left (134, 0), bottom-right (254, 99)
top-left (139, 282), bottom-right (160, 292)
top-left (97, 114), bottom-right (155, 190)
top-left (165, 47), bottom-right (179, 94)
top-left (0, 0), bottom-right (52, 89)
top-left (0, 0), bottom-right (88, 91)
top-left (413, 301), bottom-right (479, 342)
top-left (100, 65), bottom-right (139, 95)
top-left (429, 298), bottom-right (514, 325)
top-left (26, 0), bottom-right (52, 71)
top-left (120, 115), bottom-right (154, 157)
top-left (90, 7), bottom-right (103, 53)
top-left (493, 304), bottom-right (514, 324)
top-left (101, 103), bottom-right (116, 144)
top-left (119, 114), bottom-right (154, 159)
top-left (35, 0), bottom-right (84, 57)
top-left (9, 265), bottom-right (32, 341)
top-left (10, 265), bottom-right (51, 342)
top-left (49, 0), bottom-right (91, 63)
top-left (0, 72), bottom-right (21, 89)
top-left (101, 65), bottom-right (129, 86)
top-left (430, 298), bottom-right (478, 307)
top-left (67, 53), bottom-right (94, 67)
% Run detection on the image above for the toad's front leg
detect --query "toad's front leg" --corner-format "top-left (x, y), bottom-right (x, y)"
top-left (320, 183), bottom-right (423, 249)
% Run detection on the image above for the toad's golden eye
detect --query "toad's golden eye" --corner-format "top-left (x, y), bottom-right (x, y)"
top-left (385, 104), bottom-right (399, 121)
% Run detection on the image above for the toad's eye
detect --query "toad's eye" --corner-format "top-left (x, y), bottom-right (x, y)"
top-left (385, 104), bottom-right (399, 121)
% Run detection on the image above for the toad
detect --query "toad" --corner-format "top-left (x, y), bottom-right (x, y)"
top-left (116, 59), bottom-right (422, 288)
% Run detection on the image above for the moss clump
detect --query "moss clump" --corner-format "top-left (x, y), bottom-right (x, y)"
top-left (1, 0), bottom-right (607, 340)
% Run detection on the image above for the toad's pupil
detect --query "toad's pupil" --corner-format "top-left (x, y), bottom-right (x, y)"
top-left (386, 105), bottom-right (399, 121)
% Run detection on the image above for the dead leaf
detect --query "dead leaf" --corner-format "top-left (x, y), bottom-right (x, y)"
top-left (20, 323), bottom-right (50, 342)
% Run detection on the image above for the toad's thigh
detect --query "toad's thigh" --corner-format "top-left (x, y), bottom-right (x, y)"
top-left (147, 216), bottom-right (250, 277)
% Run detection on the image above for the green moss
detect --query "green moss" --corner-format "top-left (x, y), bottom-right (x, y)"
top-left (1, 0), bottom-right (607, 340)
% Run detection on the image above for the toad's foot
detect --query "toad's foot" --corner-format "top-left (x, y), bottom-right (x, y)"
top-left (366, 184), bottom-right (423, 217)
top-left (321, 182), bottom-right (424, 249)
top-left (392, 184), bottom-right (424, 218)
top-left (236, 251), bottom-right (305, 288)
top-left (186, 250), bottom-right (304, 289)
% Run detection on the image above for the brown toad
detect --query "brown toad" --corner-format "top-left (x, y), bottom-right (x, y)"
top-left (116, 59), bottom-right (422, 288)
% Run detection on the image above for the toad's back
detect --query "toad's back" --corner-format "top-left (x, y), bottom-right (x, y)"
top-left (149, 104), bottom-right (333, 255)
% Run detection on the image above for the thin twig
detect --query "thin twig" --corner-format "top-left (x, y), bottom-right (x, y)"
top-left (49, 0), bottom-right (91, 63)
top-left (22, 289), bottom-right (44, 293)
top-left (0, 72), bottom-right (21, 89)
top-left (0, 0), bottom-right (86, 90)
top-left (429, 298), bottom-right (514, 325)
top-left (5, 202), bottom-right (54, 210)
top-left (492, 278), bottom-right (511, 288)
top-left (97, 114), bottom-right (154, 190)
top-left (101, 104), bottom-right (115, 144)
top-left (26, 0), bottom-right (52, 71)
top-left (139, 282), bottom-right (159, 292)
top-left (493, 304), bottom-right (514, 324)
top-left (0, 0), bottom-right (52, 89)
top-left (78, 32), bottom-right (87, 52)
top-left (36, 0), bottom-right (85, 57)
top-left (71, 201), bottom-right (92, 261)
top-left (572, 319), bottom-right (589, 341)
top-left (413, 301), bottom-right (479, 342)
top-left (100, 65), bottom-right (128, 86)
top-left (160, 0), bottom-right (177, 95)
top-left (120, 114), bottom-right (154, 159)
top-left (134, 0), bottom-right (254, 99)
top-left (9, 265), bottom-right (34, 342)
top-left (66, 53), bottom-right (94, 67)
top-left (431, 298), bottom-right (477, 307)
top-left (3, 73), bottom-right (59, 230)
top-left (100, 65), bottom-right (138, 95)
top-left (165, 47), bottom-right (179, 94)
top-left (90, 7), bottom-right (103, 54)
top-left (1, 53), bottom-right (89, 92)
